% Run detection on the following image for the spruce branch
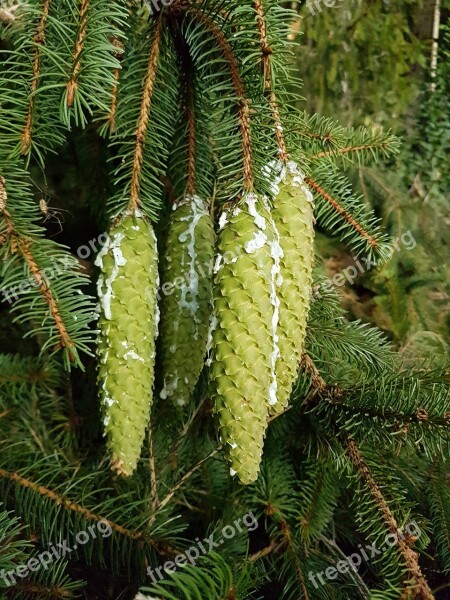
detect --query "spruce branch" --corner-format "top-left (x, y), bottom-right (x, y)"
top-left (254, 0), bottom-right (288, 161)
top-left (305, 176), bottom-right (379, 249)
top-left (17, 238), bottom-right (75, 356)
top-left (279, 520), bottom-right (310, 599)
top-left (20, 0), bottom-right (52, 155)
top-left (107, 15), bottom-right (179, 219)
top-left (171, 22), bottom-right (197, 197)
top-left (128, 15), bottom-right (162, 214)
top-left (0, 177), bottom-right (75, 363)
top-left (103, 37), bottom-right (123, 134)
top-left (187, 6), bottom-right (254, 191)
top-left (0, 467), bottom-right (172, 552)
top-left (66, 0), bottom-right (90, 108)
top-left (308, 128), bottom-right (400, 165)
top-left (343, 435), bottom-right (434, 600)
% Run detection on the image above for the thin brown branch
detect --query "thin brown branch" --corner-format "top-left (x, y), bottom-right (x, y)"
top-left (248, 538), bottom-right (282, 562)
top-left (18, 238), bottom-right (75, 353)
top-left (253, 0), bottom-right (288, 161)
top-left (343, 436), bottom-right (434, 600)
top-left (148, 425), bottom-right (159, 521)
top-left (310, 142), bottom-right (388, 160)
top-left (106, 38), bottom-right (124, 133)
top-left (0, 176), bottom-right (16, 240)
top-left (305, 176), bottom-right (379, 249)
top-left (188, 7), bottom-right (254, 191)
top-left (128, 17), bottom-right (163, 212)
top-left (1, 177), bottom-right (76, 356)
top-left (66, 0), bottom-right (90, 107)
top-left (21, 0), bottom-right (52, 154)
top-left (297, 129), bottom-right (335, 143)
top-left (185, 75), bottom-right (196, 196)
top-left (158, 448), bottom-right (219, 511)
top-left (173, 27), bottom-right (197, 196)
top-left (280, 520), bottom-right (310, 599)
top-left (15, 582), bottom-right (73, 598)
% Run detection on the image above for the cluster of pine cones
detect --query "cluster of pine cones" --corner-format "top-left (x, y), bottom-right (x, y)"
top-left (96, 162), bottom-right (315, 484)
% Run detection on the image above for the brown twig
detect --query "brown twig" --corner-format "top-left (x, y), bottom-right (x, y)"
top-left (18, 238), bottom-right (75, 353)
top-left (128, 17), bottom-right (163, 212)
top-left (188, 7), bottom-right (254, 191)
top-left (310, 142), bottom-right (391, 160)
top-left (158, 448), bottom-right (219, 511)
top-left (66, 0), bottom-right (90, 107)
top-left (172, 24), bottom-right (197, 197)
top-left (14, 582), bottom-right (73, 598)
top-left (343, 436), bottom-right (434, 600)
top-left (0, 176), bottom-right (15, 239)
top-left (305, 176), bottom-right (379, 249)
top-left (254, 0), bottom-right (288, 161)
top-left (248, 538), bottom-right (281, 562)
top-left (185, 72), bottom-right (197, 196)
top-left (280, 520), bottom-right (310, 599)
top-left (106, 38), bottom-right (124, 133)
top-left (21, 0), bottom-right (52, 154)
top-left (148, 424), bottom-right (159, 522)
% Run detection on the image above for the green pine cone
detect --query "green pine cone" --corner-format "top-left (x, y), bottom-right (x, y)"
top-left (96, 213), bottom-right (159, 477)
top-left (159, 195), bottom-right (215, 406)
top-left (270, 161), bottom-right (315, 414)
top-left (210, 193), bottom-right (281, 485)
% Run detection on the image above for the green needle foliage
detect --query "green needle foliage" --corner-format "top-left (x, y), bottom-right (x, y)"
top-left (0, 1), bottom-right (448, 599)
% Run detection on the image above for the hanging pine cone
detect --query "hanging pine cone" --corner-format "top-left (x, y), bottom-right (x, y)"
top-left (210, 193), bottom-right (283, 484)
top-left (96, 213), bottom-right (159, 476)
top-left (270, 161), bottom-right (315, 414)
top-left (159, 195), bottom-right (215, 406)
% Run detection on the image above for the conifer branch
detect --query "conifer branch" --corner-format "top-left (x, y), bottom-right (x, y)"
top-left (106, 38), bottom-right (124, 134)
top-left (343, 436), bottom-right (434, 600)
top-left (66, 0), bottom-right (91, 107)
top-left (185, 71), bottom-right (196, 196)
top-left (0, 176), bottom-right (15, 241)
top-left (173, 27), bottom-right (197, 196)
top-left (14, 582), bottom-right (74, 598)
top-left (147, 425), bottom-right (159, 518)
top-left (0, 468), bottom-right (149, 543)
top-left (187, 7), bottom-right (254, 191)
top-left (18, 239), bottom-right (75, 355)
top-left (128, 16), bottom-right (163, 213)
top-left (311, 142), bottom-right (392, 160)
top-left (20, 0), bottom-right (52, 155)
top-left (280, 520), bottom-right (310, 599)
top-left (0, 176), bottom-right (76, 358)
top-left (305, 176), bottom-right (379, 249)
top-left (253, 0), bottom-right (288, 161)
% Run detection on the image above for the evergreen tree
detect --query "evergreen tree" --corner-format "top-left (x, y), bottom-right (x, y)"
top-left (0, 1), bottom-right (448, 599)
